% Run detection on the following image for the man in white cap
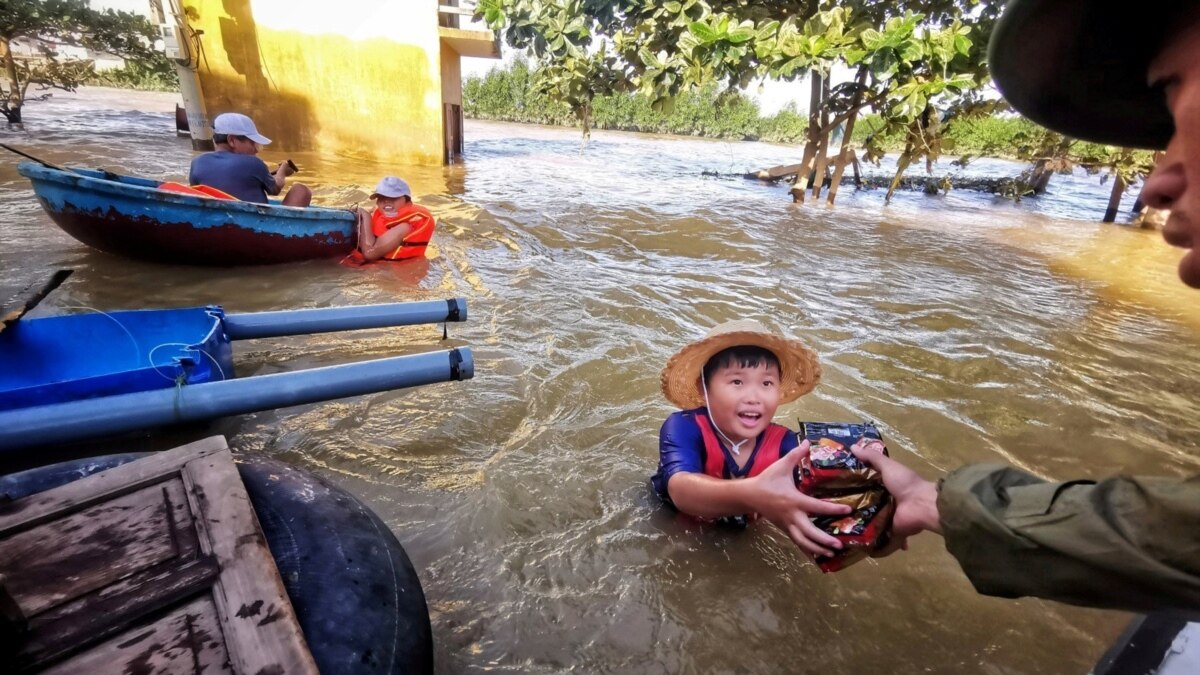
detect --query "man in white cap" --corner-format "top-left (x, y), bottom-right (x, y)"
top-left (188, 112), bottom-right (311, 207)
top-left (855, 0), bottom-right (1200, 614)
top-left (355, 176), bottom-right (435, 262)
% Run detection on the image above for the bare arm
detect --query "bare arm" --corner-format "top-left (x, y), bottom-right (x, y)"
top-left (357, 209), bottom-right (414, 262)
top-left (270, 163), bottom-right (290, 193)
top-left (669, 442), bottom-right (853, 558)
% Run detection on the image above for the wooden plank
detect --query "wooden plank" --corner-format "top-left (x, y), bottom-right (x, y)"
top-left (0, 436), bottom-right (227, 533)
top-left (182, 450), bottom-right (319, 675)
top-left (16, 556), bottom-right (220, 672)
top-left (0, 269), bottom-right (72, 333)
top-left (752, 162), bottom-right (806, 180)
top-left (40, 594), bottom-right (234, 675)
top-left (0, 478), bottom-right (191, 616)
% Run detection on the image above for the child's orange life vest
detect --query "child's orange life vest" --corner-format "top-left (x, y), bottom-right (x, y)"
top-left (371, 203), bottom-right (435, 260)
top-left (695, 413), bottom-right (789, 479)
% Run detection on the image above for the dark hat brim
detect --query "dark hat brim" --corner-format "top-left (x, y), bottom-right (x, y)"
top-left (988, 0), bottom-right (1180, 150)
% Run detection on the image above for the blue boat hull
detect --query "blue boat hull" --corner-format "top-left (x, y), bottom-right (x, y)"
top-left (0, 306), bottom-right (233, 411)
top-left (18, 162), bottom-right (357, 266)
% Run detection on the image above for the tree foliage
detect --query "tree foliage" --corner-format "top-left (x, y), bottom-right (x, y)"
top-left (0, 0), bottom-right (160, 123)
top-left (479, 0), bottom-right (1004, 198)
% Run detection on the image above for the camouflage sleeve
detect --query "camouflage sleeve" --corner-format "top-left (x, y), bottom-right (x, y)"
top-left (937, 463), bottom-right (1200, 613)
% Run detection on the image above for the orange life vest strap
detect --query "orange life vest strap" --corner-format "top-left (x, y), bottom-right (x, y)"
top-left (158, 181), bottom-right (236, 200)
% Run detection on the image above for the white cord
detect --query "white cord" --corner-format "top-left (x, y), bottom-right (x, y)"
top-left (701, 367), bottom-right (749, 456)
top-left (60, 306), bottom-right (140, 361)
top-left (147, 342), bottom-right (228, 382)
top-left (59, 306), bottom-right (227, 383)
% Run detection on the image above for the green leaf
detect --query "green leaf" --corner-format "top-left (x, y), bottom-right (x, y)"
top-left (727, 20), bottom-right (755, 44)
top-left (639, 47), bottom-right (662, 69)
top-left (859, 28), bottom-right (883, 51)
top-left (756, 20), bottom-right (780, 41)
top-left (687, 21), bottom-right (721, 44)
top-left (900, 40), bottom-right (925, 62)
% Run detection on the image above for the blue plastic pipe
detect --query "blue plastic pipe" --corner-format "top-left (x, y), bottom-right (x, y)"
top-left (223, 298), bottom-right (468, 340)
top-left (0, 347), bottom-right (473, 452)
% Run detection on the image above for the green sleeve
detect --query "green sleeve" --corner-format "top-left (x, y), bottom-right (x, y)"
top-left (937, 464), bottom-right (1200, 613)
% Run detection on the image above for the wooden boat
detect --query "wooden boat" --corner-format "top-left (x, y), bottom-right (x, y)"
top-left (0, 300), bottom-right (472, 451)
top-left (0, 436), bottom-right (433, 674)
top-left (17, 161), bottom-right (356, 265)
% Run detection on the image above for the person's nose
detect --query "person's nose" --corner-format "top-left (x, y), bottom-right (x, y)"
top-left (1140, 155), bottom-right (1186, 211)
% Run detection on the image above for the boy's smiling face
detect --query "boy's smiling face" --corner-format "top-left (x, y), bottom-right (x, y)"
top-left (705, 360), bottom-right (782, 446)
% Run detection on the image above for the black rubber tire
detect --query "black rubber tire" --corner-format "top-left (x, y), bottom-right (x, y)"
top-left (0, 453), bottom-right (433, 675)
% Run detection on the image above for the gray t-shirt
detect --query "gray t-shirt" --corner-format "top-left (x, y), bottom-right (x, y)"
top-left (188, 150), bottom-right (279, 203)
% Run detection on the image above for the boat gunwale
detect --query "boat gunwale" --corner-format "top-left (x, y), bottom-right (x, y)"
top-left (17, 162), bottom-right (356, 223)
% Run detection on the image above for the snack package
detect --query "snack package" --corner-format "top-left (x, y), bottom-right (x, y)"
top-left (796, 422), bottom-right (889, 492)
top-left (795, 421), bottom-right (893, 573)
top-left (819, 486), bottom-right (885, 511)
top-left (814, 498), bottom-right (896, 573)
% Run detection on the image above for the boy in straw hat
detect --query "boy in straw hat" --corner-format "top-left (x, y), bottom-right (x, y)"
top-left (651, 319), bottom-right (859, 558)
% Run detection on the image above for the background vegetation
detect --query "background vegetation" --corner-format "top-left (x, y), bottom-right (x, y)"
top-left (464, 56), bottom-right (810, 142)
top-left (1, 0), bottom-right (162, 123)
top-left (465, 59), bottom-right (1143, 162)
top-left (86, 55), bottom-right (179, 92)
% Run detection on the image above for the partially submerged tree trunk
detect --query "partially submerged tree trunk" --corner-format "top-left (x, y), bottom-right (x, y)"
top-left (1, 38), bottom-right (23, 124)
top-left (827, 68), bottom-right (868, 206)
top-left (886, 147), bottom-right (914, 203)
top-left (1103, 173), bottom-right (1127, 223)
top-left (1029, 159), bottom-right (1053, 194)
top-left (810, 76), bottom-right (832, 199)
top-left (790, 72), bottom-right (824, 203)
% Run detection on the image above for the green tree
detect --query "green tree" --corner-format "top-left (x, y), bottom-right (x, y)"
top-left (479, 0), bottom-right (1003, 202)
top-left (0, 0), bottom-right (159, 124)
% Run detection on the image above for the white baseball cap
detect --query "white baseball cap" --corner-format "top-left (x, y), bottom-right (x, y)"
top-left (213, 112), bottom-right (271, 145)
top-left (370, 176), bottom-right (412, 199)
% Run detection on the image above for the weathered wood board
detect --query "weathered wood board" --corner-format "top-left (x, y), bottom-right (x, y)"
top-left (0, 436), bottom-right (318, 674)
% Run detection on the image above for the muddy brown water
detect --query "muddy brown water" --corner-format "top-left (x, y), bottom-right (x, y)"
top-left (3, 87), bottom-right (1200, 674)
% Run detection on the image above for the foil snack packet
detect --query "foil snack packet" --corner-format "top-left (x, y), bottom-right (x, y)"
top-left (813, 499), bottom-right (896, 573)
top-left (795, 421), bottom-right (893, 572)
top-left (796, 422), bottom-right (889, 492)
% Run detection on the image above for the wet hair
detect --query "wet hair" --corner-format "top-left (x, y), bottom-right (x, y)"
top-left (702, 346), bottom-right (781, 384)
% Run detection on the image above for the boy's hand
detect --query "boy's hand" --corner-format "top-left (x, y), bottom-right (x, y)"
top-left (753, 440), bottom-right (854, 559)
top-left (850, 447), bottom-right (942, 557)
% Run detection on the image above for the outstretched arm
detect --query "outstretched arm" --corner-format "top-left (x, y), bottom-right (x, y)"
top-left (669, 442), bottom-right (853, 558)
top-left (853, 447), bottom-right (1200, 613)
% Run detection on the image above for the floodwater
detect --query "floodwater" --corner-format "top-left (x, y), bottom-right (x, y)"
top-left (4, 87), bottom-right (1200, 674)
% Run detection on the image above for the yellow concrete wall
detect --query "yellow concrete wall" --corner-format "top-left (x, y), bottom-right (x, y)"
top-left (182, 0), bottom-right (444, 166)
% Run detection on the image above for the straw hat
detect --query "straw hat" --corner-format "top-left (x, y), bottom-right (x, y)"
top-left (660, 320), bottom-right (821, 409)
